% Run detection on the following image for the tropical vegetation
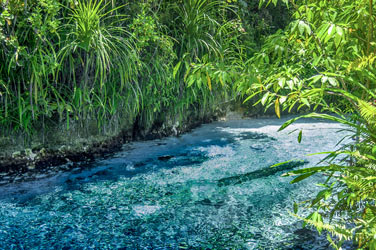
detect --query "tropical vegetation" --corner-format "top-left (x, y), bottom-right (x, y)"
top-left (240, 0), bottom-right (376, 249)
top-left (0, 0), bottom-right (280, 138)
top-left (2, 0), bottom-right (376, 248)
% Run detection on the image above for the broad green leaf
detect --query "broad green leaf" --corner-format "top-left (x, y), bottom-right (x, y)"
top-left (301, 98), bottom-right (310, 107)
top-left (336, 26), bottom-right (343, 36)
top-left (243, 90), bottom-right (263, 104)
top-left (261, 92), bottom-right (270, 105)
top-left (372, 146), bottom-right (376, 155)
top-left (287, 80), bottom-right (294, 90)
top-left (290, 172), bottom-right (315, 184)
top-left (293, 202), bottom-right (298, 214)
top-left (280, 96), bottom-right (287, 104)
top-left (278, 78), bottom-right (286, 88)
top-left (328, 77), bottom-right (338, 87)
top-left (328, 24), bottom-right (335, 36)
top-left (173, 61), bottom-right (181, 79)
top-left (298, 21), bottom-right (306, 35)
top-left (322, 76), bottom-right (328, 83)
top-left (310, 75), bottom-right (322, 83)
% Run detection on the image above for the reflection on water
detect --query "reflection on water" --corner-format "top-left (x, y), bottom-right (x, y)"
top-left (0, 116), bottom-right (349, 249)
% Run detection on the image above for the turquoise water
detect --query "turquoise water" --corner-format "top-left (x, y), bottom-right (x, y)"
top-left (0, 117), bottom-right (348, 249)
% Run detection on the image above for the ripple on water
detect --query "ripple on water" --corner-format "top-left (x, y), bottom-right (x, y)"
top-left (0, 117), bottom-right (351, 249)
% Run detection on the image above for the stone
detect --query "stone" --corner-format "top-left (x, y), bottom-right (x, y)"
top-left (158, 155), bottom-right (174, 161)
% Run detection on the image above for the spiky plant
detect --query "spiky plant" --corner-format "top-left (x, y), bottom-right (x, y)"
top-left (59, 0), bottom-right (138, 89)
top-left (171, 0), bottom-right (231, 59)
top-left (58, 0), bottom-right (140, 128)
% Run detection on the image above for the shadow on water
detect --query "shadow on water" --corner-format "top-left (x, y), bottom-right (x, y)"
top-left (217, 160), bottom-right (308, 187)
top-left (63, 130), bottom-right (277, 185)
top-left (0, 127), bottom-right (279, 204)
top-left (0, 117), bottom-right (352, 249)
top-left (63, 150), bottom-right (211, 190)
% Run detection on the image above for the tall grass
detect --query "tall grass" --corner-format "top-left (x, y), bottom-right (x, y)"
top-left (0, 0), bottom-right (252, 141)
top-left (57, 0), bottom-right (140, 130)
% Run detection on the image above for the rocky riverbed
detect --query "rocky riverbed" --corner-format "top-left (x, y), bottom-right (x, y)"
top-left (0, 115), bottom-right (354, 249)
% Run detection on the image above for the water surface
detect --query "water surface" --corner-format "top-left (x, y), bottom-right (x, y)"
top-left (0, 116), bottom-right (348, 249)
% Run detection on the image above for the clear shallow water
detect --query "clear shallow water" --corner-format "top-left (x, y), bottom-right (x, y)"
top-left (0, 117), bottom-right (349, 249)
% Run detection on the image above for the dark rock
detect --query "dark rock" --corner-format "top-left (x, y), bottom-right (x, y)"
top-left (198, 198), bottom-right (212, 205)
top-left (92, 170), bottom-right (108, 177)
top-left (134, 162), bottom-right (146, 168)
top-left (158, 155), bottom-right (174, 161)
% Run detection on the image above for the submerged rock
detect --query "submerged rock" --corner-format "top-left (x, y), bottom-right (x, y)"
top-left (0, 117), bottom-right (349, 249)
top-left (92, 170), bottom-right (109, 177)
top-left (158, 155), bottom-right (174, 161)
top-left (195, 198), bottom-right (226, 208)
top-left (237, 132), bottom-right (277, 141)
top-left (249, 145), bottom-right (265, 151)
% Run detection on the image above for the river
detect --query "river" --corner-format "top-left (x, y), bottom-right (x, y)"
top-left (0, 116), bottom-right (349, 249)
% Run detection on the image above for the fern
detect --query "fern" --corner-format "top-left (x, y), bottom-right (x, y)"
top-left (358, 100), bottom-right (376, 125)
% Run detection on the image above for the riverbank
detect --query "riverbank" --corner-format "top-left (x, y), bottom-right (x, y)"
top-left (0, 97), bottom-right (308, 186)
top-left (0, 105), bottom-right (228, 185)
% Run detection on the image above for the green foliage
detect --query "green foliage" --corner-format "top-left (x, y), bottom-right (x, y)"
top-left (2, 0), bottom-right (284, 137)
top-left (0, 0), bottom-right (62, 133)
top-left (239, 0), bottom-right (376, 248)
top-left (57, 0), bottom-right (141, 129)
top-left (171, 0), bottom-right (226, 59)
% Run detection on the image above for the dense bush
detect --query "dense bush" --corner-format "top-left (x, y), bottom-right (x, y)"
top-left (6, 0), bottom-right (376, 248)
top-left (239, 0), bottom-right (376, 248)
top-left (0, 0), bottom-right (285, 137)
